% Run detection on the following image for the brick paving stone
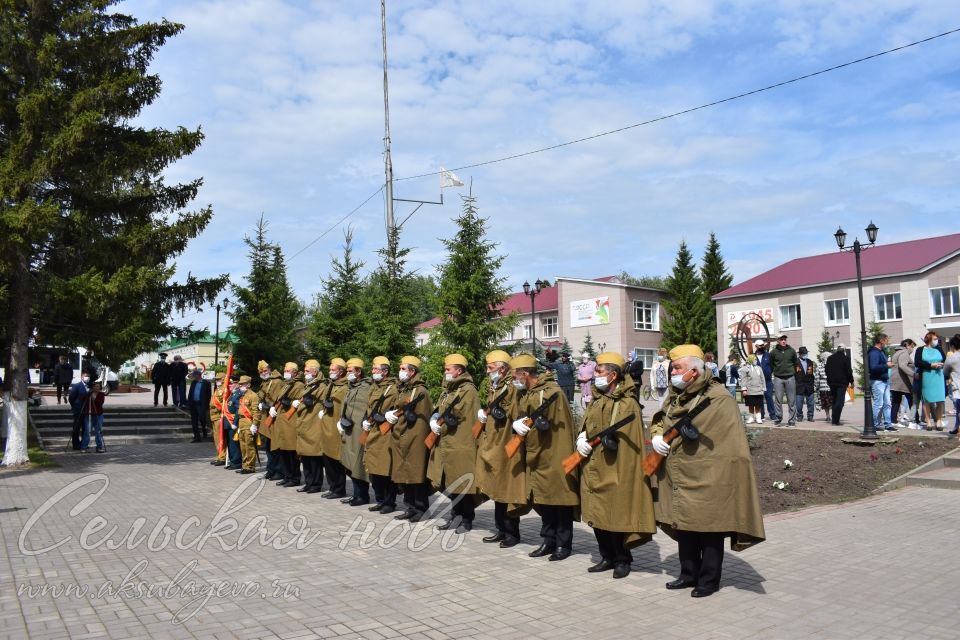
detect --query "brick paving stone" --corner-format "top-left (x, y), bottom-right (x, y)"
top-left (4, 442), bottom-right (960, 638)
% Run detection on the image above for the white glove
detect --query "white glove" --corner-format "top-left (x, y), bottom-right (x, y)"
top-left (651, 435), bottom-right (670, 456)
top-left (292, 399), bottom-right (301, 409)
top-left (576, 433), bottom-right (593, 457)
top-left (512, 418), bottom-right (530, 436)
top-left (250, 424), bottom-right (258, 435)
top-left (385, 409), bottom-right (399, 424)
top-left (337, 420), bottom-right (346, 435)
top-left (477, 408), bottom-right (488, 424)
top-left (429, 414), bottom-right (442, 435)
top-left (317, 409), bottom-right (325, 420)
top-left (361, 419), bottom-right (371, 431)
top-left (268, 406), bottom-right (278, 418)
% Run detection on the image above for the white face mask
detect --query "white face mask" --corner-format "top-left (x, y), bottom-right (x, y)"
top-left (671, 374), bottom-right (690, 390)
top-left (594, 376), bottom-right (609, 390)
top-left (329, 370), bottom-right (340, 380)
top-left (81, 376), bottom-right (90, 383)
top-left (260, 372), bottom-right (270, 380)
top-left (656, 355), bottom-right (665, 361)
top-left (444, 373), bottom-right (455, 382)
top-left (398, 370), bottom-right (410, 382)
top-left (283, 372), bottom-right (293, 380)
top-left (372, 372), bottom-right (383, 382)
top-left (512, 380), bottom-right (526, 390)
top-left (305, 373), bottom-right (314, 382)
top-left (489, 371), bottom-right (501, 383)
top-left (347, 372), bottom-right (358, 382)
top-left (932, 339), bottom-right (940, 347)
top-left (203, 372), bottom-right (214, 381)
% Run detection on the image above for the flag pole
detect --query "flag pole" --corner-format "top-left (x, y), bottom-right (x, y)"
top-left (381, 0), bottom-right (395, 237)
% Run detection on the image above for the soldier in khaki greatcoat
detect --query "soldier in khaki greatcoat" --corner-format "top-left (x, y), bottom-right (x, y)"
top-left (386, 355), bottom-right (434, 522)
top-left (293, 359), bottom-right (326, 493)
top-left (319, 358), bottom-right (350, 499)
top-left (362, 356), bottom-right (400, 513)
top-left (338, 357), bottom-right (373, 506)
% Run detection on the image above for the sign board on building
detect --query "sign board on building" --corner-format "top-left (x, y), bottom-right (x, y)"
top-left (726, 308), bottom-right (776, 337)
top-left (570, 296), bottom-right (610, 328)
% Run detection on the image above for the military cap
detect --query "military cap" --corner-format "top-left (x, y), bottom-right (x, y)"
top-left (283, 361), bottom-right (298, 371)
top-left (346, 357), bottom-right (364, 369)
top-left (510, 352), bottom-right (537, 369)
top-left (669, 344), bottom-right (705, 361)
top-left (372, 356), bottom-right (390, 366)
top-left (400, 355), bottom-right (422, 368)
top-left (256, 360), bottom-right (270, 372)
top-left (444, 353), bottom-right (468, 368)
top-left (596, 351), bottom-right (626, 368)
top-left (238, 375), bottom-right (252, 384)
top-left (485, 350), bottom-right (511, 365)
top-left (215, 371), bottom-right (225, 380)
top-left (304, 358), bottom-right (321, 370)
top-left (330, 357), bottom-right (346, 368)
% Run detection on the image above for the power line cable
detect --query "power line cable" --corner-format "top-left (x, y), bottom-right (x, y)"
top-left (394, 27), bottom-right (960, 182)
top-left (289, 185), bottom-right (385, 260)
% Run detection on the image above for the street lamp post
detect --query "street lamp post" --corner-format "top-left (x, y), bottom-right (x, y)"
top-left (214, 298), bottom-right (229, 368)
top-left (523, 279), bottom-right (548, 356)
top-left (834, 222), bottom-right (879, 440)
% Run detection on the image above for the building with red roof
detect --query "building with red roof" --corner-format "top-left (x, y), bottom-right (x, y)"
top-left (713, 233), bottom-right (960, 362)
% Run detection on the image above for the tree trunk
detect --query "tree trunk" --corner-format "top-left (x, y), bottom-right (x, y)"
top-left (2, 251), bottom-right (32, 466)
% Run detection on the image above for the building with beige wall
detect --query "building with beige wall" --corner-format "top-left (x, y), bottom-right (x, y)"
top-left (713, 234), bottom-right (960, 363)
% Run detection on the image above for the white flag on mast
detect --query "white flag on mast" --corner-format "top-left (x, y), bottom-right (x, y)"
top-left (440, 166), bottom-right (464, 189)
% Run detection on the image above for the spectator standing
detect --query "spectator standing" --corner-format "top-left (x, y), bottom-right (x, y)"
top-left (68, 372), bottom-right (92, 450)
top-left (577, 355), bottom-right (596, 408)
top-left (769, 334), bottom-right (800, 426)
top-left (151, 353), bottom-right (170, 406)
top-left (814, 351), bottom-right (832, 421)
top-left (652, 348), bottom-right (671, 408)
top-left (625, 352), bottom-right (645, 387)
top-left (867, 334), bottom-right (895, 432)
top-left (703, 353), bottom-right (720, 379)
top-left (825, 345), bottom-right (854, 425)
top-left (740, 354), bottom-right (766, 423)
top-left (794, 347), bottom-right (816, 422)
top-left (915, 331), bottom-right (946, 430)
top-left (187, 368), bottom-right (212, 442)
top-left (170, 355), bottom-right (189, 407)
top-left (943, 335), bottom-right (960, 435)
top-left (53, 355), bottom-right (74, 406)
top-left (891, 340), bottom-right (917, 428)
top-left (81, 382), bottom-right (107, 452)
top-left (542, 352), bottom-right (577, 403)
top-left (722, 355), bottom-right (739, 399)
top-left (754, 340), bottom-right (775, 420)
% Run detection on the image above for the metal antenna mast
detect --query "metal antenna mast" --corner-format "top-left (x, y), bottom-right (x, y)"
top-left (381, 0), bottom-right (395, 235)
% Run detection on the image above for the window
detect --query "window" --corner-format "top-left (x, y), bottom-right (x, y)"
top-left (522, 324), bottom-right (532, 339)
top-left (875, 293), bottom-right (902, 321)
top-left (541, 316), bottom-right (558, 338)
top-left (779, 304), bottom-right (802, 329)
top-left (415, 337), bottom-right (425, 347)
top-left (930, 286), bottom-right (960, 317)
top-left (634, 348), bottom-right (656, 369)
top-left (824, 299), bottom-right (850, 326)
top-left (633, 300), bottom-right (659, 331)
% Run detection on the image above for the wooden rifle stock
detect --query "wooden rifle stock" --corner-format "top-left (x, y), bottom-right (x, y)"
top-left (561, 414), bottom-right (636, 475)
top-left (379, 419), bottom-right (393, 435)
top-left (471, 415), bottom-right (485, 439)
top-left (359, 429), bottom-right (370, 446)
top-left (503, 417), bottom-right (533, 458)
top-left (424, 415), bottom-right (446, 450)
top-left (641, 429), bottom-right (680, 476)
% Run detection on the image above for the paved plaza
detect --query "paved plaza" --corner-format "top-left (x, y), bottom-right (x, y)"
top-left (3, 437), bottom-right (960, 640)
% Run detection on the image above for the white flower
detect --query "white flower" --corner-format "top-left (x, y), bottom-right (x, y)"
top-left (783, 459), bottom-right (793, 469)
top-left (772, 480), bottom-right (788, 490)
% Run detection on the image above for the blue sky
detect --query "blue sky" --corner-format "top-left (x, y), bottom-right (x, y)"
top-left (118, 0), bottom-right (960, 333)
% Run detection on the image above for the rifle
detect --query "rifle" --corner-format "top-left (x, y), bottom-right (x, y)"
top-left (641, 397), bottom-right (711, 476)
top-left (425, 395), bottom-right (461, 450)
top-left (562, 413), bottom-right (635, 475)
top-left (472, 387), bottom-right (508, 439)
top-left (379, 392), bottom-right (423, 435)
top-left (287, 379), bottom-right (323, 418)
top-left (504, 392), bottom-right (559, 459)
top-left (263, 379), bottom-right (297, 428)
top-left (360, 390), bottom-right (390, 446)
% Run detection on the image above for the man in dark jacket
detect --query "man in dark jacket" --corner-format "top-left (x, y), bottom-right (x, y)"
top-left (151, 353), bottom-right (170, 406)
top-left (187, 369), bottom-right (212, 442)
top-left (868, 333), bottom-right (894, 432)
top-left (53, 355), bottom-right (74, 405)
top-left (170, 355), bottom-right (189, 407)
top-left (794, 347), bottom-right (816, 422)
top-left (769, 334), bottom-right (800, 426)
top-left (825, 345), bottom-right (854, 426)
top-left (68, 372), bottom-right (93, 450)
top-left (542, 352), bottom-right (578, 403)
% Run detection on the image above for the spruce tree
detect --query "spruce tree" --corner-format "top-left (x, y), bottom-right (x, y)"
top-left (433, 192), bottom-right (515, 381)
top-left (1, 4), bottom-right (225, 465)
top-left (306, 227), bottom-right (368, 365)
top-left (816, 329), bottom-right (835, 360)
top-left (229, 217), bottom-right (303, 373)
top-left (363, 224), bottom-right (417, 365)
top-left (581, 332), bottom-right (597, 359)
top-left (699, 232), bottom-right (733, 355)
top-left (660, 241), bottom-right (711, 349)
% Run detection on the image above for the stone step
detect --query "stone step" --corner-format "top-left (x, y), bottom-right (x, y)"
top-left (905, 466), bottom-right (960, 490)
top-left (42, 435), bottom-right (202, 447)
top-left (943, 454), bottom-right (960, 468)
top-left (31, 406), bottom-right (187, 416)
top-left (32, 415), bottom-right (190, 427)
top-left (35, 425), bottom-right (194, 437)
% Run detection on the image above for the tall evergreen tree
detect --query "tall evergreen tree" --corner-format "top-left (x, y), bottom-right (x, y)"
top-left (362, 224), bottom-right (417, 365)
top-left (306, 227), bottom-right (367, 364)
top-left (433, 192), bottom-right (515, 382)
top-left (816, 329), bottom-right (835, 360)
top-left (660, 241), bottom-right (711, 349)
top-left (699, 232), bottom-right (734, 355)
top-left (1, 4), bottom-right (225, 465)
top-left (581, 332), bottom-right (597, 359)
top-left (228, 217), bottom-right (303, 373)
